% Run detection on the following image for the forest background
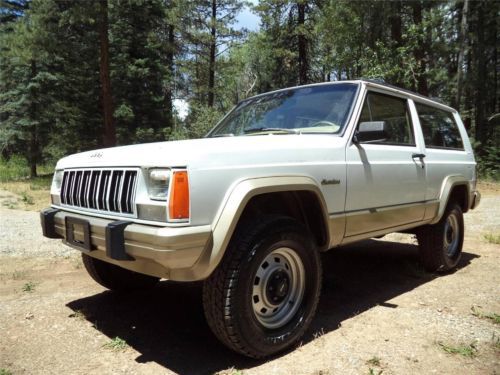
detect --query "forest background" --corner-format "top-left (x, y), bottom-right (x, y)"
top-left (0, 0), bottom-right (498, 180)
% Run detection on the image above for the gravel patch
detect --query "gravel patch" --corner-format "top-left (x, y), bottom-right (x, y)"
top-left (0, 208), bottom-right (72, 258)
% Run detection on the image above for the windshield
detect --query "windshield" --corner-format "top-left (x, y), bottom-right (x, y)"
top-left (208, 83), bottom-right (359, 137)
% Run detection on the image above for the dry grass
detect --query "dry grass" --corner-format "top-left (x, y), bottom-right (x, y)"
top-left (437, 341), bottom-right (478, 358)
top-left (477, 180), bottom-right (500, 195)
top-left (483, 233), bottom-right (500, 245)
top-left (103, 337), bottom-right (129, 351)
top-left (0, 179), bottom-right (51, 211)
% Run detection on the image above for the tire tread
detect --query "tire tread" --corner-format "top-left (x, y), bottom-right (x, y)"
top-left (417, 203), bottom-right (464, 272)
top-left (203, 215), bottom-right (321, 358)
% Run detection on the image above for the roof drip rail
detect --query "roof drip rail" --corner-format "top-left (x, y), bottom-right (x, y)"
top-left (429, 97), bottom-right (445, 104)
top-left (359, 77), bottom-right (386, 84)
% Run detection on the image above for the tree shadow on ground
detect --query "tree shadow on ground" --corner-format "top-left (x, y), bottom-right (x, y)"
top-left (67, 238), bottom-right (478, 375)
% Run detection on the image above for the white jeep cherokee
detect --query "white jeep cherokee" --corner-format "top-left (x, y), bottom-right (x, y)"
top-left (41, 79), bottom-right (481, 358)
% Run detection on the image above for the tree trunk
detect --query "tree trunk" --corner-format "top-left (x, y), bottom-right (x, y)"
top-left (491, 8), bottom-right (498, 115)
top-left (29, 59), bottom-right (38, 178)
top-left (463, 42), bottom-right (473, 132)
top-left (99, 0), bottom-right (116, 147)
top-left (297, 2), bottom-right (308, 85)
top-left (390, 1), bottom-right (402, 46)
top-left (456, 0), bottom-right (469, 111)
top-left (390, 1), bottom-right (403, 86)
top-left (412, 2), bottom-right (429, 95)
top-left (208, 0), bottom-right (217, 107)
top-left (475, 1), bottom-right (486, 145)
top-left (357, 12), bottom-right (365, 78)
top-left (165, 23), bottom-right (175, 128)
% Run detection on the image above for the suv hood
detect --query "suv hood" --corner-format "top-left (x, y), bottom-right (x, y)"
top-left (56, 135), bottom-right (346, 170)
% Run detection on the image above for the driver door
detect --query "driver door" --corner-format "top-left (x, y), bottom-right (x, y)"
top-left (344, 91), bottom-right (426, 237)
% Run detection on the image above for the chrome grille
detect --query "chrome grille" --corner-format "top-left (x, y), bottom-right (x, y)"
top-left (60, 169), bottom-right (138, 215)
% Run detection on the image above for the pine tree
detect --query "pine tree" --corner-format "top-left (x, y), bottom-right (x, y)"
top-left (255, 0), bottom-right (318, 88)
top-left (0, 0), bottom-right (69, 176)
top-left (184, 0), bottom-right (244, 108)
top-left (109, 0), bottom-right (172, 144)
top-left (99, 0), bottom-right (115, 147)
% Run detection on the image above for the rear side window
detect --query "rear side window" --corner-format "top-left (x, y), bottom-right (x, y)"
top-left (415, 103), bottom-right (464, 150)
top-left (358, 92), bottom-right (415, 146)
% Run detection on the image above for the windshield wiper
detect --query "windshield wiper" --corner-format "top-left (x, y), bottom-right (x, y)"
top-left (244, 127), bottom-right (301, 135)
top-left (211, 133), bottom-right (234, 138)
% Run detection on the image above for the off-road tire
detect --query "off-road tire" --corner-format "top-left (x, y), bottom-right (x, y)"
top-left (417, 203), bottom-right (464, 272)
top-left (202, 216), bottom-right (322, 358)
top-left (82, 253), bottom-right (160, 291)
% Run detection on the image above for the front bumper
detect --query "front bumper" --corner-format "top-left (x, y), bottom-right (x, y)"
top-left (40, 208), bottom-right (212, 281)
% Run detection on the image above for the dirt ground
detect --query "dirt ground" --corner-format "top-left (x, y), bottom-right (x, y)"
top-left (0, 184), bottom-right (499, 375)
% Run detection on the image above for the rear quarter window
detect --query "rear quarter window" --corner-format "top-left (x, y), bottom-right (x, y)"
top-left (415, 103), bottom-right (464, 150)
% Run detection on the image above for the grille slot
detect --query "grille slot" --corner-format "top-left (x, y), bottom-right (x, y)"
top-left (60, 169), bottom-right (137, 215)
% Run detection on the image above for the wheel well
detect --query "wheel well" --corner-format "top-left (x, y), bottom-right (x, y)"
top-left (237, 191), bottom-right (328, 249)
top-left (447, 184), bottom-right (469, 213)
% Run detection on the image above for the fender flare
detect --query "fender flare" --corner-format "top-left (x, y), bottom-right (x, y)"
top-left (429, 175), bottom-right (470, 225)
top-left (172, 176), bottom-right (329, 281)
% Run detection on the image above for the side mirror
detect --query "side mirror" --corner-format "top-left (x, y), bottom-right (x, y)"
top-left (353, 121), bottom-right (389, 144)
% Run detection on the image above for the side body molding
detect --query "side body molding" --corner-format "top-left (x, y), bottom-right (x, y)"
top-left (171, 176), bottom-right (330, 280)
top-left (429, 175), bottom-right (470, 225)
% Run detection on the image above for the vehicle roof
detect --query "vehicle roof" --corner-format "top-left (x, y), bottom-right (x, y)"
top-left (242, 79), bottom-right (456, 113)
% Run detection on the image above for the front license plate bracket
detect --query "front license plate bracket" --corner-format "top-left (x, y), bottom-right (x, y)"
top-left (65, 216), bottom-right (92, 252)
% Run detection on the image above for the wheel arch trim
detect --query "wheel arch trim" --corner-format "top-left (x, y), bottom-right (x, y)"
top-left (430, 175), bottom-right (470, 225)
top-left (174, 176), bottom-right (329, 280)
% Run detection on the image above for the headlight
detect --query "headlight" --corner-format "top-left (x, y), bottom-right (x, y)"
top-left (147, 168), bottom-right (171, 200)
top-left (51, 170), bottom-right (64, 192)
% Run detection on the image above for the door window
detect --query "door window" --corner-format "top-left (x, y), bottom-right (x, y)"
top-left (358, 92), bottom-right (415, 146)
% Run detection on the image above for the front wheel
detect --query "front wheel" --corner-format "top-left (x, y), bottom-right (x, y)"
top-left (82, 253), bottom-right (160, 291)
top-left (417, 203), bottom-right (464, 272)
top-left (202, 216), bottom-right (322, 358)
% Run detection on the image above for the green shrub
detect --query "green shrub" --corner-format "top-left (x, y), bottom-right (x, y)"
top-left (0, 155), bottom-right (54, 182)
top-left (186, 104), bottom-right (224, 139)
top-left (0, 155), bottom-right (29, 182)
top-left (475, 141), bottom-right (500, 181)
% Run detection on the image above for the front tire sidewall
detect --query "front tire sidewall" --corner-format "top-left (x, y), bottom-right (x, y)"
top-left (231, 226), bottom-right (321, 356)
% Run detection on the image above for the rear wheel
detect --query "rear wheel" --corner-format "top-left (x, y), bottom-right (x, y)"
top-left (417, 203), bottom-right (464, 272)
top-left (202, 216), bottom-right (322, 358)
top-left (82, 253), bottom-right (160, 291)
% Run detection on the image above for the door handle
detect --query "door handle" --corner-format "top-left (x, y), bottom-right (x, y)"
top-left (412, 153), bottom-right (426, 159)
top-left (412, 153), bottom-right (426, 169)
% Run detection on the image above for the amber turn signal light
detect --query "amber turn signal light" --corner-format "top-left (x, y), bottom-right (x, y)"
top-left (169, 170), bottom-right (189, 220)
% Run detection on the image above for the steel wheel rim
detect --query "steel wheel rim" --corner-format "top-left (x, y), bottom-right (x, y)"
top-left (252, 247), bottom-right (306, 329)
top-left (444, 213), bottom-right (460, 257)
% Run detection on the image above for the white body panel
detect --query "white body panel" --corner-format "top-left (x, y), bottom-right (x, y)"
top-left (345, 143), bottom-right (426, 235)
